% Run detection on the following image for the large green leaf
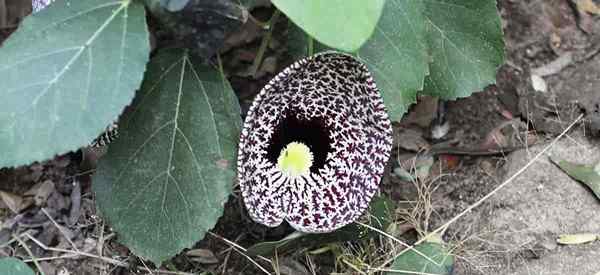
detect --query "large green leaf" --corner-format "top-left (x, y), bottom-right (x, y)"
top-left (287, 0), bottom-right (503, 121)
top-left (387, 235), bottom-right (454, 275)
top-left (93, 48), bottom-right (241, 265)
top-left (0, 258), bottom-right (35, 275)
top-left (422, 0), bottom-right (504, 99)
top-left (0, 0), bottom-right (149, 168)
top-left (357, 0), bottom-right (428, 120)
top-left (287, 0), bottom-right (428, 121)
top-left (274, 0), bottom-right (385, 52)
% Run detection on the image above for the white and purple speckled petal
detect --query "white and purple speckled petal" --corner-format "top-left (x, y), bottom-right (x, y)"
top-left (237, 52), bottom-right (393, 233)
top-left (32, 0), bottom-right (54, 13)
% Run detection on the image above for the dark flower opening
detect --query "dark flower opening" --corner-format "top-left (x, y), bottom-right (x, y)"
top-left (239, 52), bottom-right (392, 233)
top-left (266, 112), bottom-right (332, 173)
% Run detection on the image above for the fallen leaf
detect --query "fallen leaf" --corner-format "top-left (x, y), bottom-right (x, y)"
top-left (552, 159), bottom-right (600, 200)
top-left (186, 248), bottom-right (219, 264)
top-left (394, 128), bottom-right (430, 152)
top-left (25, 180), bottom-right (55, 206)
top-left (395, 155), bottom-right (434, 182)
top-left (0, 191), bottom-right (31, 213)
top-left (576, 0), bottom-right (600, 14)
top-left (387, 233), bottom-right (454, 275)
top-left (402, 96), bottom-right (439, 128)
top-left (531, 52), bottom-right (573, 77)
top-left (277, 258), bottom-right (311, 275)
top-left (557, 233), bottom-right (598, 245)
top-left (531, 74), bottom-right (547, 92)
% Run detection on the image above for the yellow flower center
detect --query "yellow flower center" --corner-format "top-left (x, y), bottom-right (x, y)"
top-left (277, 142), bottom-right (313, 177)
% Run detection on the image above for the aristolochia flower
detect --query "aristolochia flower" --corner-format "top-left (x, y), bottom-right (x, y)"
top-left (32, 0), bottom-right (54, 13)
top-left (237, 52), bottom-right (393, 233)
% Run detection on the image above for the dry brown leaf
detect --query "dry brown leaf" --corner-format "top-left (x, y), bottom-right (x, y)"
top-left (395, 128), bottom-right (430, 152)
top-left (25, 180), bottom-right (55, 206)
top-left (402, 96), bottom-right (439, 128)
top-left (577, 0), bottom-right (600, 14)
top-left (0, 190), bottom-right (32, 213)
top-left (186, 248), bottom-right (219, 264)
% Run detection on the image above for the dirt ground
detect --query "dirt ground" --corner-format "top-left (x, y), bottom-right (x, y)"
top-left (1, 0), bottom-right (600, 275)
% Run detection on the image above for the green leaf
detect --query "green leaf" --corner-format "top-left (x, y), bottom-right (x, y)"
top-left (286, 0), bottom-right (429, 121)
top-left (387, 235), bottom-right (454, 275)
top-left (93, 48), bottom-right (241, 265)
top-left (247, 196), bottom-right (395, 257)
top-left (0, 0), bottom-right (149, 168)
top-left (552, 159), bottom-right (600, 200)
top-left (0, 258), bottom-right (35, 275)
top-left (422, 0), bottom-right (505, 99)
top-left (287, 0), bottom-right (504, 121)
top-left (357, 0), bottom-right (427, 120)
top-left (274, 0), bottom-right (385, 52)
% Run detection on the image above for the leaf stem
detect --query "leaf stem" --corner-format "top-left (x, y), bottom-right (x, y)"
top-left (308, 35), bottom-right (314, 56)
top-left (250, 9), bottom-right (281, 78)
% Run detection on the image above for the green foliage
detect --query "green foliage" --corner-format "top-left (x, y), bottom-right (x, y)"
top-left (92, 48), bottom-right (241, 265)
top-left (0, 0), bottom-right (505, 266)
top-left (387, 236), bottom-right (454, 275)
top-left (0, 258), bottom-right (35, 275)
top-left (552, 159), bottom-right (600, 200)
top-left (246, 196), bottom-right (395, 257)
top-left (289, 0), bottom-right (504, 121)
top-left (273, 0), bottom-right (385, 52)
top-left (422, 0), bottom-right (505, 99)
top-left (0, 0), bottom-right (149, 168)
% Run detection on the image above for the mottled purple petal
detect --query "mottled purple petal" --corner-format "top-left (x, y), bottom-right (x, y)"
top-left (237, 52), bottom-right (393, 233)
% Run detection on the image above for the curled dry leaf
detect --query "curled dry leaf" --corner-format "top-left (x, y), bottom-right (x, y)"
top-left (576, 0), bottom-right (600, 14)
top-left (557, 233), bottom-right (598, 245)
top-left (531, 74), bottom-right (547, 92)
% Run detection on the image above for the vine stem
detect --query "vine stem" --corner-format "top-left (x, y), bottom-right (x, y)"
top-left (250, 9), bottom-right (281, 78)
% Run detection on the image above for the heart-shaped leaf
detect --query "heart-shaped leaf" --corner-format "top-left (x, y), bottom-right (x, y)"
top-left (288, 0), bottom-right (504, 121)
top-left (0, 0), bottom-right (149, 168)
top-left (0, 258), bottom-right (35, 275)
top-left (422, 0), bottom-right (505, 99)
top-left (93, 48), bottom-right (241, 265)
top-left (274, 0), bottom-right (385, 52)
top-left (387, 234), bottom-right (454, 275)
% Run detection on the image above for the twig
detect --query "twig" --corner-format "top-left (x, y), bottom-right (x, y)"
top-left (378, 114), bottom-right (584, 268)
top-left (12, 233), bottom-right (46, 275)
top-left (208, 232), bottom-right (273, 275)
top-left (355, 221), bottom-right (439, 266)
top-left (342, 258), bottom-right (367, 275)
top-left (41, 207), bottom-right (80, 252)
top-left (23, 232), bottom-right (127, 267)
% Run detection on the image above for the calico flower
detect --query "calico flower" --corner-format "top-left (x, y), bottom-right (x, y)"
top-left (32, 0), bottom-right (54, 13)
top-left (237, 52), bottom-right (393, 233)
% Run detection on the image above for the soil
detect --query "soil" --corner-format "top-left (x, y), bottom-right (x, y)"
top-left (1, 0), bottom-right (600, 275)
